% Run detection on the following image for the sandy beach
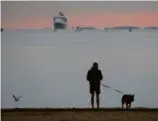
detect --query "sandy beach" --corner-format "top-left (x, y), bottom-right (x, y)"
top-left (2, 108), bottom-right (158, 121)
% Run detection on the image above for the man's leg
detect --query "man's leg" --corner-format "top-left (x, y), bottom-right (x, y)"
top-left (90, 83), bottom-right (95, 108)
top-left (96, 93), bottom-right (100, 108)
top-left (91, 92), bottom-right (94, 108)
top-left (96, 84), bottom-right (100, 108)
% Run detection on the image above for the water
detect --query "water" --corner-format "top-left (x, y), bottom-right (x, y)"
top-left (1, 29), bottom-right (158, 108)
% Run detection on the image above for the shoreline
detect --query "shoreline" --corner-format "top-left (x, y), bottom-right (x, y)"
top-left (2, 107), bottom-right (158, 112)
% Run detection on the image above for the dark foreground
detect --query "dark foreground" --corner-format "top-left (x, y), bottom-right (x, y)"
top-left (1, 108), bottom-right (158, 121)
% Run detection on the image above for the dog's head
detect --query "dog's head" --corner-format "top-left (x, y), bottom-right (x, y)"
top-left (130, 94), bottom-right (134, 102)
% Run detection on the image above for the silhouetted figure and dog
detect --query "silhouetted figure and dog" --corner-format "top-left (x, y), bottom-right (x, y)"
top-left (87, 62), bottom-right (134, 109)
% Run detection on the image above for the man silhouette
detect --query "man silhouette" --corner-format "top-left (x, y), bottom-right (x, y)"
top-left (87, 62), bottom-right (103, 108)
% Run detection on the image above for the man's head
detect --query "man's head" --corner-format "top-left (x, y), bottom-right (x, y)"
top-left (92, 62), bottom-right (98, 69)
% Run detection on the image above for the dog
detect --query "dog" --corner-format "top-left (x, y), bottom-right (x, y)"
top-left (122, 94), bottom-right (134, 109)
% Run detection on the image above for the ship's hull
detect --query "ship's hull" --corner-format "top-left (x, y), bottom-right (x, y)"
top-left (54, 23), bottom-right (67, 30)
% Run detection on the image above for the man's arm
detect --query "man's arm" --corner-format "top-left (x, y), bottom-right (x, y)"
top-left (86, 70), bottom-right (91, 82)
top-left (99, 70), bottom-right (103, 81)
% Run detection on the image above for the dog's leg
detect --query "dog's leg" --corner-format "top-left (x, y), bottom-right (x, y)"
top-left (122, 102), bottom-right (124, 108)
top-left (126, 103), bottom-right (128, 110)
top-left (129, 103), bottom-right (131, 108)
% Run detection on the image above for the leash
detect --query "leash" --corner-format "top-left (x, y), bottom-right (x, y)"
top-left (101, 84), bottom-right (125, 94)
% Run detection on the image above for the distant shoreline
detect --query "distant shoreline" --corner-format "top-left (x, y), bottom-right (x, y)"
top-left (2, 26), bottom-right (158, 31)
top-left (2, 107), bottom-right (158, 112)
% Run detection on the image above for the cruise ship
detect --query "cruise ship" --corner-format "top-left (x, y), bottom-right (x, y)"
top-left (53, 12), bottom-right (67, 30)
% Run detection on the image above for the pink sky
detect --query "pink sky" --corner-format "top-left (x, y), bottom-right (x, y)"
top-left (2, 12), bottom-right (158, 29)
